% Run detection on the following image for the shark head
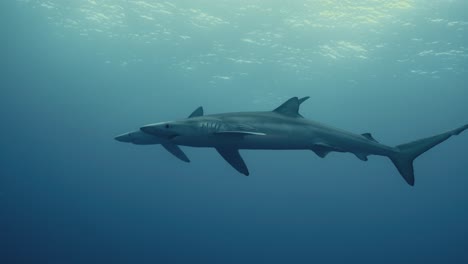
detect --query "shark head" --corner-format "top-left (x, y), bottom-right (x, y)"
top-left (141, 121), bottom-right (181, 139)
top-left (139, 120), bottom-right (201, 139)
top-left (140, 117), bottom-right (227, 139)
top-left (139, 106), bottom-right (209, 139)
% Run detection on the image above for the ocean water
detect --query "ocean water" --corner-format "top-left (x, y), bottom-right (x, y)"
top-left (1, 0), bottom-right (468, 263)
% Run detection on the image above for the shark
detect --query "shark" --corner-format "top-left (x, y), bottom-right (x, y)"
top-left (115, 96), bottom-right (467, 186)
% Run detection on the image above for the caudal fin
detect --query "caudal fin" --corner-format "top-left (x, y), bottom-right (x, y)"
top-left (390, 124), bottom-right (468, 186)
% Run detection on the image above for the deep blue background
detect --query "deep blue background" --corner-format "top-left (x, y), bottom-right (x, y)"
top-left (1, 1), bottom-right (468, 263)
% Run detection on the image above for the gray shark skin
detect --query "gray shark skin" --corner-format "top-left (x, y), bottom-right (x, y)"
top-left (116, 97), bottom-right (467, 186)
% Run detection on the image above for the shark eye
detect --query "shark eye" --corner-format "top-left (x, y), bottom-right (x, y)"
top-left (165, 124), bottom-right (170, 129)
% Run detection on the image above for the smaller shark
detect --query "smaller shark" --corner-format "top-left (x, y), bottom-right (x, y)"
top-left (115, 97), bottom-right (467, 186)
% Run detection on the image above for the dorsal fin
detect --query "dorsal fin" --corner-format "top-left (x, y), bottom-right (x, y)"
top-left (273, 96), bottom-right (309, 117)
top-left (188, 106), bottom-right (203, 118)
top-left (361, 133), bottom-right (378, 143)
top-left (298, 96), bottom-right (310, 105)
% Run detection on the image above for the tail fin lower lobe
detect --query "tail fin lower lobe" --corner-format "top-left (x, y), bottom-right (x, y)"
top-left (390, 124), bottom-right (468, 186)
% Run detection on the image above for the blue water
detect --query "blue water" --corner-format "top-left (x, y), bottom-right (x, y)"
top-left (2, 1), bottom-right (468, 263)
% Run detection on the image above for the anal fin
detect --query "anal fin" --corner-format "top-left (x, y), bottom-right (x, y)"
top-left (311, 143), bottom-right (342, 158)
top-left (354, 153), bottom-right (368, 161)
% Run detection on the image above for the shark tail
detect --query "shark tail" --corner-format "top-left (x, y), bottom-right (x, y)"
top-left (389, 124), bottom-right (468, 186)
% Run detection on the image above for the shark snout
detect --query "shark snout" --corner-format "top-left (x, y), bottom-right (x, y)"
top-left (115, 133), bottom-right (132, 142)
top-left (115, 131), bottom-right (163, 145)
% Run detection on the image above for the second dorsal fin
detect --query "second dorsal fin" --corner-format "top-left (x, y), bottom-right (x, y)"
top-left (273, 96), bottom-right (309, 118)
top-left (361, 133), bottom-right (379, 143)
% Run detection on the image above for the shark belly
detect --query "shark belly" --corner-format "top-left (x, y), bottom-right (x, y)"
top-left (172, 134), bottom-right (311, 150)
top-left (316, 129), bottom-right (396, 157)
top-left (237, 135), bottom-right (311, 149)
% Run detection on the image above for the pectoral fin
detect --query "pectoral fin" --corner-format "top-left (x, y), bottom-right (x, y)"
top-left (214, 131), bottom-right (266, 137)
top-left (216, 147), bottom-right (249, 176)
top-left (311, 146), bottom-right (332, 158)
top-left (162, 142), bottom-right (190, 162)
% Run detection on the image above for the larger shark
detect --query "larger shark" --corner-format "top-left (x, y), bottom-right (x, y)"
top-left (115, 97), bottom-right (467, 186)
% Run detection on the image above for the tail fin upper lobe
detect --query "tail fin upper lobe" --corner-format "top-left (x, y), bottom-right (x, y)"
top-left (390, 124), bottom-right (468, 186)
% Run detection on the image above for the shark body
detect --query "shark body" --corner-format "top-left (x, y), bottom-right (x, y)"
top-left (116, 97), bottom-right (467, 186)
